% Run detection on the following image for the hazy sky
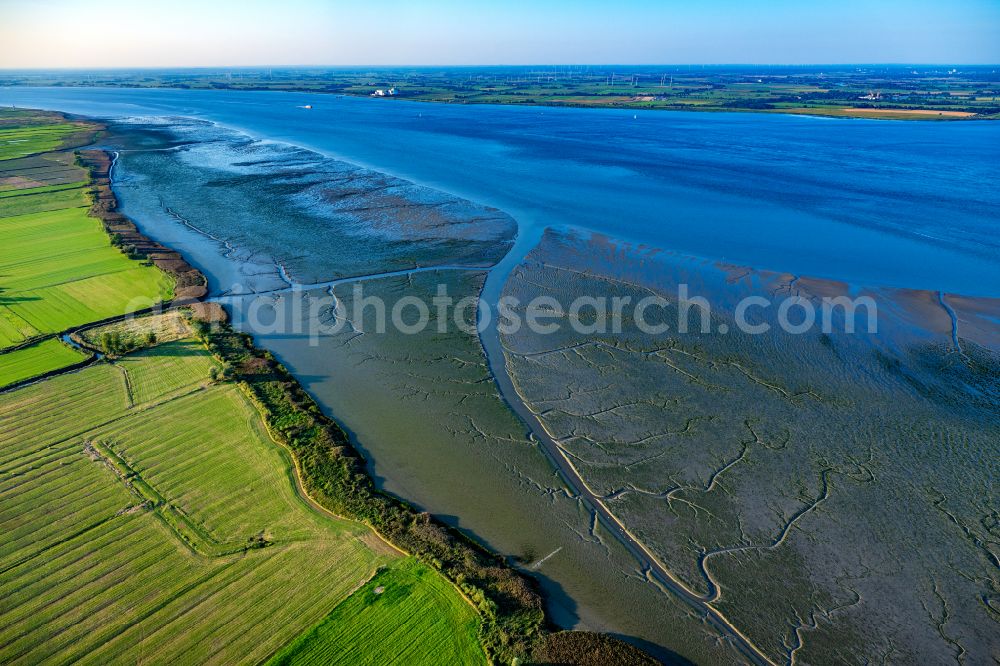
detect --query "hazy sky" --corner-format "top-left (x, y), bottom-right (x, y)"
top-left (1, 0), bottom-right (998, 68)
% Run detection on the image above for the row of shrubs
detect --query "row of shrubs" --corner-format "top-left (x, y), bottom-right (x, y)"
top-left (98, 329), bottom-right (156, 356)
top-left (193, 318), bottom-right (546, 664)
top-left (531, 632), bottom-right (660, 666)
top-left (108, 232), bottom-right (148, 261)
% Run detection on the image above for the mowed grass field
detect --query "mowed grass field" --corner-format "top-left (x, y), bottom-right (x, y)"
top-left (0, 338), bottom-right (88, 388)
top-left (0, 204), bottom-right (173, 349)
top-left (0, 204), bottom-right (172, 348)
top-left (267, 558), bottom-right (487, 666)
top-left (0, 346), bottom-right (390, 664)
top-left (0, 326), bottom-right (486, 663)
top-left (115, 338), bottom-right (217, 405)
top-left (0, 124), bottom-right (82, 161)
top-left (0, 115), bottom-right (173, 360)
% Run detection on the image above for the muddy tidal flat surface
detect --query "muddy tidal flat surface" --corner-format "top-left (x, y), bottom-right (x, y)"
top-left (501, 229), bottom-right (1000, 663)
top-left (4, 87), bottom-right (998, 663)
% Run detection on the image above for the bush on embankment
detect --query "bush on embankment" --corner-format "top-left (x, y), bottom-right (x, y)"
top-left (531, 631), bottom-right (663, 666)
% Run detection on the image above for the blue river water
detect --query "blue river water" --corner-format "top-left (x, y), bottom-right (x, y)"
top-left (2, 86), bottom-right (998, 297)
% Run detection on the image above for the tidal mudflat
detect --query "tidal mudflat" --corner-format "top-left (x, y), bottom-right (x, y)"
top-left (227, 270), bottom-right (745, 662)
top-left (501, 229), bottom-right (1000, 663)
top-left (108, 118), bottom-right (515, 291)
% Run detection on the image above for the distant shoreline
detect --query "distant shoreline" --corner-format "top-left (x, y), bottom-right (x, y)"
top-left (4, 63), bottom-right (997, 121)
top-left (22, 83), bottom-right (987, 121)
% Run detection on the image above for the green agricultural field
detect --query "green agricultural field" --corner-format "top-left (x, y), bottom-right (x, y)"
top-left (267, 558), bottom-right (486, 666)
top-left (0, 333), bottom-right (487, 663)
top-left (0, 124), bottom-right (82, 161)
top-left (0, 350), bottom-right (385, 663)
top-left (115, 337), bottom-right (218, 405)
top-left (0, 204), bottom-right (173, 348)
top-left (0, 337), bottom-right (88, 388)
top-left (0, 184), bottom-right (89, 216)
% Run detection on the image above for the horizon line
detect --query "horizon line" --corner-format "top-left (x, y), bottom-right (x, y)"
top-left (2, 63), bottom-right (999, 72)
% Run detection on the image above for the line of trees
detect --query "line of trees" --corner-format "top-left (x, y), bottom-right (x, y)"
top-left (99, 329), bottom-right (156, 356)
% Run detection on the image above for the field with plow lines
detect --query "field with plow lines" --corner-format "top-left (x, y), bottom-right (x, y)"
top-left (0, 346), bottom-right (391, 664)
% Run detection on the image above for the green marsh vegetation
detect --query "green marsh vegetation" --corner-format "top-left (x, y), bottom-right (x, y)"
top-left (0, 337), bottom-right (87, 388)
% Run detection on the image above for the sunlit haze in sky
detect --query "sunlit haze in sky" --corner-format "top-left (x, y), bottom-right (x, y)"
top-left (1, 0), bottom-right (998, 68)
